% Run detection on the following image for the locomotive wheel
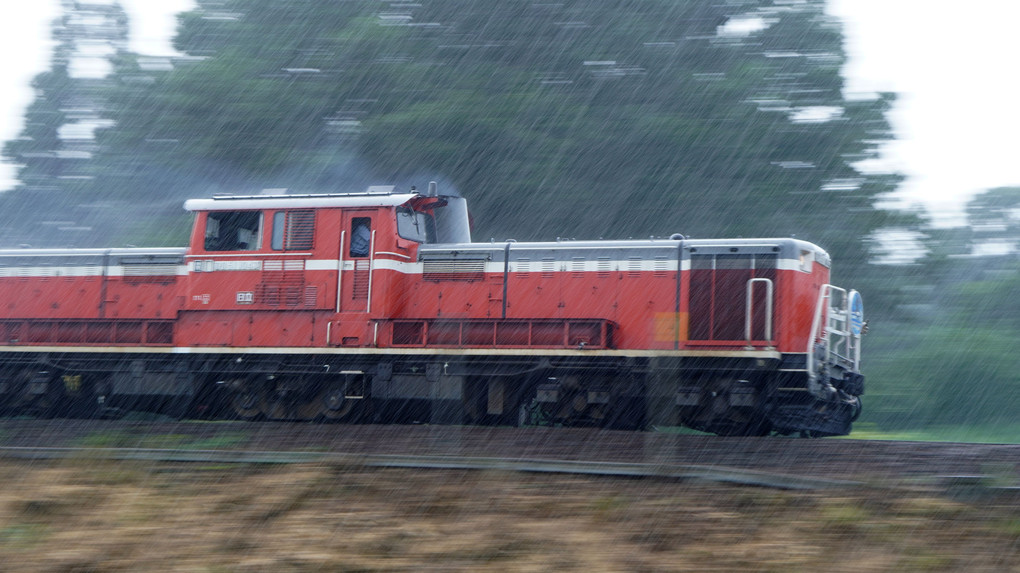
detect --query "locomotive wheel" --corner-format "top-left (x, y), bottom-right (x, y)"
top-left (261, 396), bottom-right (325, 421)
top-left (680, 409), bottom-right (772, 437)
top-left (588, 403), bottom-right (609, 425)
top-left (31, 384), bottom-right (64, 419)
top-left (677, 379), bottom-right (774, 437)
top-left (563, 392), bottom-right (599, 427)
top-left (2, 369), bottom-right (33, 415)
top-left (259, 397), bottom-right (290, 421)
top-left (297, 394), bottom-right (329, 420)
top-left (13, 370), bottom-right (64, 419)
top-left (229, 381), bottom-right (264, 421)
top-left (319, 383), bottom-right (358, 422)
top-left (261, 376), bottom-right (346, 421)
top-left (260, 379), bottom-right (313, 421)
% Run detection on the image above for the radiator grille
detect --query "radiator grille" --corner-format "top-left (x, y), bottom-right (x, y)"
top-left (423, 259), bottom-right (486, 281)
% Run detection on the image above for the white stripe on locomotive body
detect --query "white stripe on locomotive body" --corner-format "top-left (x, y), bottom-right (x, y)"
top-left (184, 252), bottom-right (313, 258)
top-left (0, 256), bottom-right (817, 278)
top-left (0, 239), bottom-right (829, 278)
top-left (371, 258), bottom-right (808, 274)
top-left (306, 259), bottom-right (340, 271)
top-left (0, 265), bottom-right (104, 278)
top-left (0, 265), bottom-right (190, 278)
top-left (0, 258), bottom-right (816, 278)
top-left (0, 247), bottom-right (189, 278)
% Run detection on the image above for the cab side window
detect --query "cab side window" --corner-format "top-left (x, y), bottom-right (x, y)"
top-left (350, 218), bottom-right (371, 257)
top-left (205, 211), bottom-right (261, 251)
top-left (271, 210), bottom-right (316, 251)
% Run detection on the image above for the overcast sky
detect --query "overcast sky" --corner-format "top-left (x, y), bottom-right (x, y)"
top-left (1, 1), bottom-right (1018, 228)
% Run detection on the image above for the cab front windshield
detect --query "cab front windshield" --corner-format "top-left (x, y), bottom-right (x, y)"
top-left (396, 207), bottom-right (436, 243)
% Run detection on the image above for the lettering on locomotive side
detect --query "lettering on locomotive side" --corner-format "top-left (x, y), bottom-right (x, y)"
top-left (191, 260), bottom-right (264, 272)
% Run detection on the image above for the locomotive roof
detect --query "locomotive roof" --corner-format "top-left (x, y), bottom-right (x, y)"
top-left (420, 237), bottom-right (831, 266)
top-left (184, 187), bottom-right (419, 211)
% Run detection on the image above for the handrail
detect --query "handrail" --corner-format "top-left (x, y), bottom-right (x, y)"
top-left (806, 284), bottom-right (863, 401)
top-left (335, 230), bottom-right (346, 313)
top-left (807, 284), bottom-right (843, 383)
top-left (367, 229), bottom-right (377, 313)
top-left (744, 278), bottom-right (774, 347)
top-left (848, 289), bottom-right (863, 369)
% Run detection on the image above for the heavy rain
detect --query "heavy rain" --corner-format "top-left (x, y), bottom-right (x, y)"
top-left (0, 0), bottom-right (1017, 570)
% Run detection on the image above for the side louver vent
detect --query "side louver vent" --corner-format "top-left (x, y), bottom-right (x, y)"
top-left (423, 259), bottom-right (486, 281)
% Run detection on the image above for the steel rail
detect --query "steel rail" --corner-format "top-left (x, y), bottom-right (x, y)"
top-left (0, 446), bottom-right (859, 490)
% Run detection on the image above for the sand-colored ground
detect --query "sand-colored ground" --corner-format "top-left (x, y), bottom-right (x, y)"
top-left (0, 459), bottom-right (1018, 572)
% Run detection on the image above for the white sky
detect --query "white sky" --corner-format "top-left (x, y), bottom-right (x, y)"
top-left (0, 0), bottom-right (194, 190)
top-left (0, 2), bottom-right (60, 189)
top-left (1, 1), bottom-right (1019, 228)
top-left (828, 0), bottom-right (1020, 226)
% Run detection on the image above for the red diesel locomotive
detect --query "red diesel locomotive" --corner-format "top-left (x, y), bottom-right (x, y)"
top-left (0, 184), bottom-right (864, 436)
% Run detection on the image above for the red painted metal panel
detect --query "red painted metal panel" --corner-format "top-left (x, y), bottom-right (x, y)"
top-left (387, 318), bottom-right (613, 349)
top-left (0, 194), bottom-right (836, 358)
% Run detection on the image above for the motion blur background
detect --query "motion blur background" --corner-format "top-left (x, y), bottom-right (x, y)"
top-left (0, 0), bottom-right (1017, 440)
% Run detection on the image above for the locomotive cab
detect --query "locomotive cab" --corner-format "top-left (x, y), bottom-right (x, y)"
top-left (178, 186), bottom-right (470, 347)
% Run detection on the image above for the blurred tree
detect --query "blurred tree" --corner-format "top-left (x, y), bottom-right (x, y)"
top-left (965, 186), bottom-right (1020, 248)
top-left (2, 0), bottom-right (907, 270)
top-left (0, 2), bottom-right (140, 246)
top-left (1, 67), bottom-right (72, 193)
top-left (863, 187), bottom-right (1019, 430)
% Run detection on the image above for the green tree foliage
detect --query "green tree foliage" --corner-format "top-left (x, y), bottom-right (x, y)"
top-left (966, 186), bottom-right (1020, 239)
top-left (2, 0), bottom-right (903, 273)
top-left (0, 2), bottom-right (144, 246)
top-left (1, 68), bottom-right (72, 187)
top-left (863, 188), bottom-right (1019, 430)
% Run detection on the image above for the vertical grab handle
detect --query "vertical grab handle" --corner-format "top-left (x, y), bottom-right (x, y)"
top-left (335, 230), bottom-right (346, 313)
top-left (366, 229), bottom-right (377, 313)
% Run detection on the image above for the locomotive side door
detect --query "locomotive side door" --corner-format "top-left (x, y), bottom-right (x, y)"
top-left (336, 211), bottom-right (375, 313)
top-left (687, 249), bottom-right (777, 346)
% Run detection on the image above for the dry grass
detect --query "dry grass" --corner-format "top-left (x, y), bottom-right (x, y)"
top-left (0, 459), bottom-right (1017, 571)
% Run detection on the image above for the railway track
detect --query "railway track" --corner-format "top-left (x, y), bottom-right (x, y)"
top-left (0, 419), bottom-right (1018, 490)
